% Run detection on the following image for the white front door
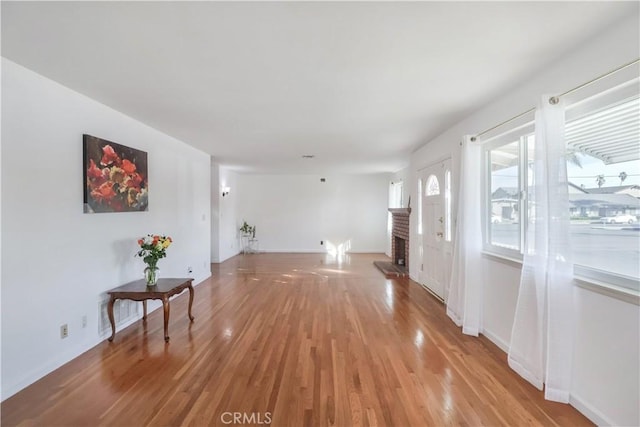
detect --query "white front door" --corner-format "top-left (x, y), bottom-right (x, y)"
top-left (419, 159), bottom-right (452, 300)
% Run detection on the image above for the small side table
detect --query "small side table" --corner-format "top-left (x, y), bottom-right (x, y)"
top-left (247, 238), bottom-right (259, 253)
top-left (106, 278), bottom-right (194, 342)
top-left (242, 235), bottom-right (259, 253)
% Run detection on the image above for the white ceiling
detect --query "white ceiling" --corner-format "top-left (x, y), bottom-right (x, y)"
top-left (2, 2), bottom-right (637, 174)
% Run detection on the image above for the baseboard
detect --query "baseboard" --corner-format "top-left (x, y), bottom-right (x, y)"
top-left (477, 328), bottom-right (619, 426)
top-left (569, 392), bottom-right (617, 426)
top-left (194, 271), bottom-right (211, 285)
top-left (481, 328), bottom-right (510, 353)
top-left (261, 250), bottom-right (320, 254)
top-left (1, 274), bottom-right (212, 401)
top-left (217, 250), bottom-right (241, 263)
top-left (244, 249), bottom-right (387, 254)
top-left (1, 333), bottom-right (102, 400)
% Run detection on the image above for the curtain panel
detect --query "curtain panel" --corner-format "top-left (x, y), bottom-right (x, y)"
top-left (507, 95), bottom-right (574, 403)
top-left (446, 135), bottom-right (483, 336)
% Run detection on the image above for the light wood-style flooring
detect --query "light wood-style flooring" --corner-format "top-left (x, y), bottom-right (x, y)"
top-left (2, 253), bottom-right (592, 426)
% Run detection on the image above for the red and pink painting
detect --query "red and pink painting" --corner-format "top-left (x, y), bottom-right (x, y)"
top-left (83, 134), bottom-right (148, 213)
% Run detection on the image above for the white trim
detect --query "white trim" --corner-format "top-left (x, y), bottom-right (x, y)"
top-left (462, 326), bottom-right (479, 336)
top-left (480, 120), bottom-right (535, 148)
top-left (574, 276), bottom-right (639, 306)
top-left (1, 274), bottom-right (211, 401)
top-left (216, 250), bottom-right (241, 263)
top-left (480, 327), bottom-right (621, 426)
top-left (545, 387), bottom-right (570, 404)
top-left (419, 282), bottom-right (445, 302)
top-left (481, 250), bottom-right (640, 305)
top-left (569, 392), bottom-right (618, 427)
top-left (481, 328), bottom-right (510, 353)
top-left (507, 356), bottom-right (544, 391)
top-left (253, 250), bottom-right (386, 254)
top-left (416, 154), bottom-right (453, 173)
top-left (482, 250), bottom-right (523, 268)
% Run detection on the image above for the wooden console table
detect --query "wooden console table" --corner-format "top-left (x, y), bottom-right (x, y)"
top-left (106, 278), bottom-right (194, 342)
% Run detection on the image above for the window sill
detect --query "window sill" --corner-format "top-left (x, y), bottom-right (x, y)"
top-left (481, 250), bottom-right (640, 306)
top-left (482, 250), bottom-right (522, 268)
top-left (574, 276), bottom-right (639, 306)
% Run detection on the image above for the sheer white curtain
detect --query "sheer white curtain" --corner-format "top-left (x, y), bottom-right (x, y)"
top-left (447, 135), bottom-right (483, 336)
top-left (508, 95), bottom-right (574, 403)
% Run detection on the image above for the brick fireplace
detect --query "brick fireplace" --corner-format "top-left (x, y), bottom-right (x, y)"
top-left (389, 208), bottom-right (411, 268)
top-left (374, 208), bottom-right (411, 278)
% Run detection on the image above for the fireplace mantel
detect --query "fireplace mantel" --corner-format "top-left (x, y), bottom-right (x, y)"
top-left (388, 208), bottom-right (411, 215)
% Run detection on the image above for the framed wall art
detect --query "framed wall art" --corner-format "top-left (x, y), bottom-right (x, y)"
top-left (83, 134), bottom-right (148, 213)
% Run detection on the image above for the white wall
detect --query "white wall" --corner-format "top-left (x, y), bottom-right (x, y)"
top-left (1, 59), bottom-right (211, 399)
top-left (571, 287), bottom-right (640, 425)
top-left (408, 14), bottom-right (639, 426)
top-left (386, 167), bottom-right (410, 257)
top-left (391, 168), bottom-right (410, 208)
top-left (237, 174), bottom-right (390, 253)
top-left (0, 16), bottom-right (4, 401)
top-left (217, 166), bottom-right (240, 261)
top-left (211, 161), bottom-right (220, 262)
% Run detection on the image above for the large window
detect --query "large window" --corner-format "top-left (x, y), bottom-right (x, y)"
top-left (488, 139), bottom-right (522, 250)
top-left (389, 181), bottom-right (403, 208)
top-left (417, 178), bottom-right (423, 235)
top-left (445, 169), bottom-right (452, 242)
top-left (484, 85), bottom-right (639, 291)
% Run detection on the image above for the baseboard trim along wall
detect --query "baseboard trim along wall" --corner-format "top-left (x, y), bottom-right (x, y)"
top-left (570, 393), bottom-right (615, 426)
top-left (481, 328), bottom-right (510, 353)
top-left (1, 274), bottom-right (211, 401)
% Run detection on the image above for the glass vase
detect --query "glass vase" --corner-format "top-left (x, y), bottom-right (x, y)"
top-left (144, 266), bottom-right (159, 286)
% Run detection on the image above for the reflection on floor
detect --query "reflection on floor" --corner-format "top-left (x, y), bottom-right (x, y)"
top-left (1, 253), bottom-right (591, 427)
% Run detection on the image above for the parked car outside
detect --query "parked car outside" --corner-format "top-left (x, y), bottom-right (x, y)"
top-left (601, 214), bottom-right (637, 224)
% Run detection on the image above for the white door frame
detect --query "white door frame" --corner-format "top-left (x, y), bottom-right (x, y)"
top-left (417, 158), bottom-right (453, 301)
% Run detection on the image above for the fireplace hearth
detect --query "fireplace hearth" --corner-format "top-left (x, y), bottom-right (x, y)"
top-left (374, 208), bottom-right (411, 279)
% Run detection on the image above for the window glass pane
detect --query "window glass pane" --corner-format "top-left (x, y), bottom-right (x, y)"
top-left (445, 170), bottom-right (451, 241)
top-left (417, 179), bottom-right (423, 235)
top-left (565, 85), bottom-right (639, 288)
top-left (567, 153), bottom-right (640, 281)
top-left (526, 135), bottom-right (535, 229)
top-left (426, 175), bottom-right (440, 196)
top-left (389, 182), bottom-right (403, 208)
top-left (490, 140), bottom-right (520, 250)
top-left (483, 86), bottom-right (639, 289)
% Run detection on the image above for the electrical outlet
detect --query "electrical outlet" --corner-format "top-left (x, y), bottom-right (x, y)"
top-left (188, 266), bottom-right (193, 274)
top-left (82, 315), bottom-right (87, 328)
top-left (60, 324), bottom-right (68, 339)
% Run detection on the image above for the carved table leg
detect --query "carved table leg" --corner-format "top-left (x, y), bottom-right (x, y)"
top-left (187, 284), bottom-right (195, 322)
top-left (142, 300), bottom-right (147, 323)
top-left (107, 296), bottom-right (116, 342)
top-left (163, 296), bottom-right (170, 342)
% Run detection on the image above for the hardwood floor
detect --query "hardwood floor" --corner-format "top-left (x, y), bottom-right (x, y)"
top-left (2, 253), bottom-right (592, 426)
